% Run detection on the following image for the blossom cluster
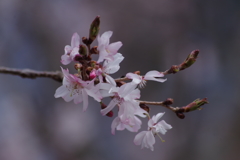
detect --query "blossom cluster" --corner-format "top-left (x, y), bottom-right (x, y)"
top-left (54, 17), bottom-right (173, 151)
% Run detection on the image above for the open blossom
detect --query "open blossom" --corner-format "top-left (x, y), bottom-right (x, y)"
top-left (97, 31), bottom-right (122, 63)
top-left (99, 82), bottom-right (147, 133)
top-left (61, 33), bottom-right (80, 65)
top-left (111, 100), bottom-right (147, 134)
top-left (134, 112), bottom-right (172, 151)
top-left (96, 53), bottom-right (124, 84)
top-left (54, 67), bottom-right (102, 111)
top-left (99, 82), bottom-right (141, 115)
top-left (126, 71), bottom-right (167, 88)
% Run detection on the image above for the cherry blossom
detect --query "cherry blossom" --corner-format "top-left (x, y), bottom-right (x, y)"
top-left (96, 53), bottom-right (124, 84)
top-left (97, 31), bottom-right (123, 63)
top-left (54, 67), bottom-right (102, 111)
top-left (126, 71), bottom-right (167, 88)
top-left (61, 33), bottom-right (80, 65)
top-left (133, 112), bottom-right (172, 151)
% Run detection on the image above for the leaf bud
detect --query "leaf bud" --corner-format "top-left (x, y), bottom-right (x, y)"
top-left (182, 98), bottom-right (209, 112)
top-left (179, 50), bottom-right (199, 71)
top-left (88, 16), bottom-right (100, 44)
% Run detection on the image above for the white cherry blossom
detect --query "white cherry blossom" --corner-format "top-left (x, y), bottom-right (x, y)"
top-left (134, 112), bottom-right (172, 151)
top-left (126, 71), bottom-right (167, 88)
top-left (61, 33), bottom-right (80, 65)
top-left (97, 31), bottom-right (122, 63)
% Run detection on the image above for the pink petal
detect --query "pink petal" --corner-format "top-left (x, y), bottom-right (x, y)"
top-left (64, 45), bottom-right (72, 54)
top-left (111, 117), bottom-right (120, 135)
top-left (100, 98), bottom-right (118, 115)
top-left (152, 112), bottom-right (165, 123)
top-left (99, 31), bottom-right (112, 45)
top-left (134, 131), bottom-right (148, 145)
top-left (126, 73), bottom-right (142, 84)
top-left (107, 41), bottom-right (122, 54)
top-left (144, 131), bottom-right (155, 151)
top-left (82, 89), bottom-right (89, 112)
top-left (73, 93), bottom-right (83, 104)
top-left (54, 86), bottom-right (68, 98)
top-left (71, 32), bottom-right (80, 48)
top-left (61, 54), bottom-right (72, 65)
top-left (144, 70), bottom-right (167, 83)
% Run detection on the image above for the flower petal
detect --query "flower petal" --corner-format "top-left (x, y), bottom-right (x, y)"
top-left (100, 98), bottom-right (118, 115)
top-left (144, 70), bottom-right (167, 83)
top-left (82, 89), bottom-right (89, 112)
top-left (71, 32), bottom-right (80, 48)
top-left (134, 131), bottom-right (148, 145)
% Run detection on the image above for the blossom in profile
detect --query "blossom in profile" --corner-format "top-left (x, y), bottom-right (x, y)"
top-left (97, 31), bottom-right (122, 63)
top-left (126, 71), bottom-right (167, 88)
top-left (61, 33), bottom-right (80, 65)
top-left (54, 67), bottom-right (102, 111)
top-left (133, 112), bottom-right (172, 151)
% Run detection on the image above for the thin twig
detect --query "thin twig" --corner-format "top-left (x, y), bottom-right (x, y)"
top-left (0, 66), bottom-right (63, 82)
top-left (138, 100), bottom-right (178, 112)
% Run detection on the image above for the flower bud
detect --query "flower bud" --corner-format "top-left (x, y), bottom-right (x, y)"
top-left (179, 50), bottom-right (199, 71)
top-left (79, 44), bottom-right (87, 56)
top-left (74, 63), bottom-right (82, 70)
top-left (101, 102), bottom-right (114, 117)
top-left (134, 71), bottom-right (140, 75)
top-left (89, 70), bottom-right (96, 79)
top-left (176, 112), bottom-right (185, 119)
top-left (182, 98), bottom-right (208, 112)
top-left (82, 37), bottom-right (88, 45)
top-left (90, 46), bottom-right (98, 54)
top-left (88, 16), bottom-right (100, 44)
top-left (162, 98), bottom-right (174, 106)
top-left (139, 103), bottom-right (150, 113)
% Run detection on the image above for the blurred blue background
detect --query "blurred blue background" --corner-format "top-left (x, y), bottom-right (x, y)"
top-left (0, 0), bottom-right (239, 160)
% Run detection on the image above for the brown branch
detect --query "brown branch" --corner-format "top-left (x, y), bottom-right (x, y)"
top-left (138, 98), bottom-right (209, 119)
top-left (0, 66), bottom-right (63, 82)
top-left (162, 50), bottom-right (199, 75)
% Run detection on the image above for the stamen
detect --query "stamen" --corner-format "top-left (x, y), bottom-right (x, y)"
top-left (156, 133), bottom-right (165, 142)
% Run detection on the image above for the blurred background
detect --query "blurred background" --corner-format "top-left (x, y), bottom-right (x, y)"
top-left (0, 0), bottom-right (239, 160)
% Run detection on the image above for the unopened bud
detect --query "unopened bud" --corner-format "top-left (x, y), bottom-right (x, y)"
top-left (74, 54), bottom-right (83, 61)
top-left (176, 112), bottom-right (185, 119)
top-left (106, 111), bottom-right (114, 117)
top-left (101, 102), bottom-right (113, 117)
top-left (134, 71), bottom-right (140, 75)
top-left (82, 37), bottom-right (88, 45)
top-left (74, 63), bottom-right (82, 70)
top-left (89, 69), bottom-right (96, 79)
top-left (139, 103), bottom-right (150, 113)
top-left (116, 81), bottom-right (125, 87)
top-left (162, 98), bottom-right (174, 106)
top-left (179, 50), bottom-right (199, 71)
top-left (182, 98), bottom-right (208, 112)
top-left (79, 44), bottom-right (87, 56)
top-left (90, 46), bottom-right (98, 54)
top-left (88, 16), bottom-right (100, 44)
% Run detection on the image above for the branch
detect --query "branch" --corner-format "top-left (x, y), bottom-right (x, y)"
top-left (138, 98), bottom-right (209, 119)
top-left (0, 66), bottom-right (63, 82)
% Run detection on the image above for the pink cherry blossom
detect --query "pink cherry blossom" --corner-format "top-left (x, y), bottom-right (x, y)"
top-left (111, 100), bottom-right (146, 134)
top-left (134, 112), bottom-right (172, 151)
top-left (97, 31), bottom-right (123, 63)
top-left (126, 70), bottom-right (167, 88)
top-left (61, 33), bottom-right (80, 65)
top-left (99, 82), bottom-right (147, 133)
top-left (100, 82), bottom-right (140, 115)
top-left (54, 67), bottom-right (102, 111)
top-left (96, 53), bottom-right (124, 85)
